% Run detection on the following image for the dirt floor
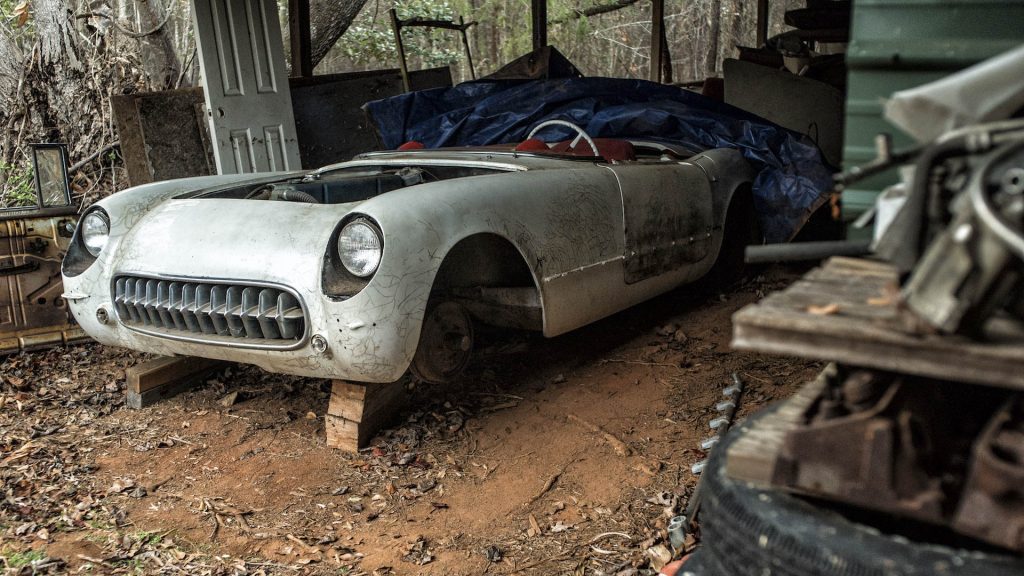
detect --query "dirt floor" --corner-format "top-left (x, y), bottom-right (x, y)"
top-left (1, 268), bottom-right (821, 575)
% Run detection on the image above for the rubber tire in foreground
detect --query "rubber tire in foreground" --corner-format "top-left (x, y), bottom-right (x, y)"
top-left (696, 407), bottom-right (1024, 576)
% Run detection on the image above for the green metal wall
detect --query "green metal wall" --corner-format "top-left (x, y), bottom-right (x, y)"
top-left (843, 0), bottom-right (1024, 227)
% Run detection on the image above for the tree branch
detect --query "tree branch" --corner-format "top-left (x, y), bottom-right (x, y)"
top-left (552, 0), bottom-right (642, 25)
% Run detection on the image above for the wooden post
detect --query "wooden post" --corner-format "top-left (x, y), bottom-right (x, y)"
top-left (649, 0), bottom-right (665, 83)
top-left (126, 356), bottom-right (226, 409)
top-left (531, 0), bottom-right (547, 51)
top-left (289, 0), bottom-right (313, 77)
top-left (325, 380), bottom-right (408, 452)
top-left (755, 0), bottom-right (769, 48)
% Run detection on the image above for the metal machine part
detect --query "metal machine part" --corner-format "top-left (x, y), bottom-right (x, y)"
top-left (729, 365), bottom-right (1024, 551)
top-left (954, 395), bottom-right (1024, 551)
top-left (903, 136), bottom-right (1024, 334)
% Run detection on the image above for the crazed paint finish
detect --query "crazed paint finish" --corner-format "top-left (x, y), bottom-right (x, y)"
top-left (63, 148), bottom-right (753, 383)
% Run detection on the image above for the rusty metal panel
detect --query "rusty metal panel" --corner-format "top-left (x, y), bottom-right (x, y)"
top-left (290, 67), bottom-right (451, 167)
top-left (611, 163), bottom-right (713, 284)
top-left (111, 88), bottom-right (216, 186)
top-left (0, 212), bottom-right (86, 355)
top-left (192, 0), bottom-right (302, 174)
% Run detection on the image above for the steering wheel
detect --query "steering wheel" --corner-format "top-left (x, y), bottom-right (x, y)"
top-left (526, 120), bottom-right (599, 156)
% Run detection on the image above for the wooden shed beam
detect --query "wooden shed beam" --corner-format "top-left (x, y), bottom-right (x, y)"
top-left (532, 0), bottom-right (547, 50)
top-left (649, 0), bottom-right (664, 82)
top-left (289, 0), bottom-right (313, 77)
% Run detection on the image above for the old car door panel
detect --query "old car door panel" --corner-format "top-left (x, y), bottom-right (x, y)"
top-left (608, 163), bottom-right (714, 284)
top-left (1, 210), bottom-right (85, 354)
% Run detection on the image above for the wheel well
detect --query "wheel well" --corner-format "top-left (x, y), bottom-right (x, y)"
top-left (432, 233), bottom-right (537, 292)
top-left (726, 183), bottom-right (760, 245)
top-left (432, 234), bottom-right (543, 331)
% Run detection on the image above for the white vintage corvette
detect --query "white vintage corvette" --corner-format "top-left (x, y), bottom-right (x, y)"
top-left (62, 122), bottom-right (757, 383)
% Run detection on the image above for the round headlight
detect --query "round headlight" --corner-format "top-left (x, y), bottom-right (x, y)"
top-left (338, 219), bottom-right (382, 277)
top-left (81, 210), bottom-right (110, 257)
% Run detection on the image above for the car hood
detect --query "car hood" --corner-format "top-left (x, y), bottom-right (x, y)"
top-left (110, 198), bottom-right (355, 290)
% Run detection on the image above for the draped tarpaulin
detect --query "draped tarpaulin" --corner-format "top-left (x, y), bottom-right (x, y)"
top-left (364, 77), bottom-right (834, 242)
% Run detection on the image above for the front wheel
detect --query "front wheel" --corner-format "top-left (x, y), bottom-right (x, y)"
top-left (410, 300), bottom-right (474, 384)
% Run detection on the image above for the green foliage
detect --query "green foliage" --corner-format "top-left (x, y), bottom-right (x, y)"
top-left (0, 160), bottom-right (37, 209)
top-left (0, 0), bottom-right (35, 46)
top-left (336, 0), bottom-right (461, 69)
top-left (1, 547), bottom-right (46, 568)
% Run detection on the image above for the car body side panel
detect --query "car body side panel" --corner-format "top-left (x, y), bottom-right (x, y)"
top-left (358, 167), bottom-right (626, 340)
top-left (609, 163), bottom-right (715, 284)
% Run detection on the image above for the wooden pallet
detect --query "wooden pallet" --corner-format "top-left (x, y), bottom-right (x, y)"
top-left (733, 257), bottom-right (1024, 390)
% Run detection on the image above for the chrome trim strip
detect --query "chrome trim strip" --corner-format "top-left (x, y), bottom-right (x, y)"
top-left (315, 157), bottom-right (530, 175)
top-left (110, 272), bottom-right (311, 351)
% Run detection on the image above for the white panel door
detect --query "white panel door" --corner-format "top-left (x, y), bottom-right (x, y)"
top-left (192, 0), bottom-right (302, 174)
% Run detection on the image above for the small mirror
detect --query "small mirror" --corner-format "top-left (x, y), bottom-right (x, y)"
top-left (31, 144), bottom-right (71, 208)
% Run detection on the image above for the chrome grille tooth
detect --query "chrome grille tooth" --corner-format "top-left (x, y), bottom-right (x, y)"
top-left (144, 279), bottom-right (161, 325)
top-left (125, 278), bottom-right (141, 323)
top-left (276, 292), bottom-right (299, 339)
top-left (135, 278), bottom-right (150, 324)
top-left (210, 285), bottom-right (229, 335)
top-left (113, 277), bottom-right (129, 320)
top-left (240, 287), bottom-right (262, 338)
top-left (257, 288), bottom-right (282, 339)
top-left (195, 284), bottom-right (216, 334)
top-left (180, 283), bottom-right (200, 332)
top-left (111, 276), bottom-right (306, 345)
top-left (155, 280), bottom-right (174, 328)
top-left (167, 282), bottom-right (186, 331)
top-left (225, 286), bottom-right (245, 337)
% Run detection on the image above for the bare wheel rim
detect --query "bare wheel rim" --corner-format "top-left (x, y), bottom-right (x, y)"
top-left (411, 301), bottom-right (474, 384)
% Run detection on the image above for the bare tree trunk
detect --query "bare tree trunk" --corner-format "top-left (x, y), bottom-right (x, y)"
top-left (0, 31), bottom-right (21, 100)
top-left (135, 0), bottom-right (181, 89)
top-left (705, 0), bottom-right (721, 76)
top-left (309, 0), bottom-right (369, 68)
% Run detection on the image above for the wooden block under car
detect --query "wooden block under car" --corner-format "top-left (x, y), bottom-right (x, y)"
top-left (125, 356), bottom-right (227, 409)
top-left (326, 379), bottom-right (408, 452)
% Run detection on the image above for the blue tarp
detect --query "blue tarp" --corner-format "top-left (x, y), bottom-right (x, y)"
top-left (364, 78), bottom-right (833, 242)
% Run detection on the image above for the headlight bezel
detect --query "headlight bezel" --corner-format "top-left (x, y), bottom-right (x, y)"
top-left (337, 218), bottom-right (384, 278)
top-left (322, 215), bottom-right (384, 299)
top-left (81, 209), bottom-right (111, 257)
top-left (63, 207), bottom-right (111, 277)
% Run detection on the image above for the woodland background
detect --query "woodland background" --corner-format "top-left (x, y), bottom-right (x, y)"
top-left (0, 0), bottom-right (800, 207)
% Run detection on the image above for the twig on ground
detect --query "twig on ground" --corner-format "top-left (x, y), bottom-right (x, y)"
top-left (568, 414), bottom-right (632, 456)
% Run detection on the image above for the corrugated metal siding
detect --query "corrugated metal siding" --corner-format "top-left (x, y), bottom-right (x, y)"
top-left (842, 0), bottom-right (1024, 225)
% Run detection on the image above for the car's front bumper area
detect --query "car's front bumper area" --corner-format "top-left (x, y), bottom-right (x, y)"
top-left (62, 199), bottom-right (428, 383)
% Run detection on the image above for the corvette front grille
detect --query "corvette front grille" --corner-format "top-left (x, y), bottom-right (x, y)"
top-left (112, 276), bottom-right (306, 347)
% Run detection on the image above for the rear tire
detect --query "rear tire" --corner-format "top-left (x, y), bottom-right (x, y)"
top-left (696, 407), bottom-right (1024, 576)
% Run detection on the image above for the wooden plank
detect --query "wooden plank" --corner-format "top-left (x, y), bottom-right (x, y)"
top-left (125, 356), bottom-right (226, 409)
top-left (325, 380), bottom-right (407, 452)
top-left (733, 257), bottom-right (1024, 389)
top-left (734, 306), bottom-right (1024, 389)
top-left (726, 371), bottom-right (826, 484)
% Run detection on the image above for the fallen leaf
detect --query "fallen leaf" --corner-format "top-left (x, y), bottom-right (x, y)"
top-left (528, 514), bottom-right (541, 537)
top-left (807, 303), bottom-right (840, 316)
